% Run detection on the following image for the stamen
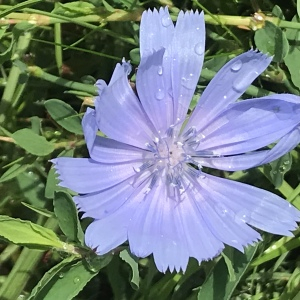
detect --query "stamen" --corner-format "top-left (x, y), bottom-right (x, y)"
top-left (133, 161), bottom-right (154, 173)
top-left (182, 126), bottom-right (197, 140)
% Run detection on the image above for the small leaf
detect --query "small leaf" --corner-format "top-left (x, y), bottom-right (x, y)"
top-left (0, 163), bottom-right (30, 183)
top-left (251, 236), bottom-right (299, 267)
top-left (22, 202), bottom-right (54, 218)
top-left (264, 152), bottom-right (292, 188)
top-left (254, 21), bottom-right (289, 62)
top-left (198, 245), bottom-right (258, 300)
top-left (45, 99), bottom-right (83, 135)
top-left (12, 128), bottom-right (55, 156)
top-left (120, 249), bottom-right (140, 289)
top-left (284, 15), bottom-right (300, 89)
top-left (102, 0), bottom-right (115, 12)
top-left (53, 191), bottom-right (84, 244)
top-left (28, 256), bottom-right (76, 300)
top-left (29, 257), bottom-right (110, 300)
top-left (0, 215), bottom-right (63, 249)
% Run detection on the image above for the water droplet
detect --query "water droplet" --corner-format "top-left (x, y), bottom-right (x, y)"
top-left (58, 273), bottom-right (64, 279)
top-left (230, 60), bottom-right (242, 72)
top-left (73, 277), bottom-right (80, 284)
top-left (181, 74), bottom-right (194, 90)
top-left (215, 203), bottom-right (232, 218)
top-left (194, 42), bottom-right (204, 56)
top-left (157, 65), bottom-right (163, 75)
top-left (155, 89), bottom-right (164, 100)
top-left (232, 78), bottom-right (249, 93)
top-left (161, 14), bottom-right (172, 27)
top-left (279, 165), bottom-right (286, 173)
top-left (235, 210), bottom-right (250, 223)
top-left (272, 170), bottom-right (278, 175)
top-left (283, 160), bottom-right (290, 165)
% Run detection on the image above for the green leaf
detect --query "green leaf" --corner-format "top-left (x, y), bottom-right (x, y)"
top-left (298, 0), bottom-right (300, 18)
top-left (0, 215), bottom-right (63, 249)
top-left (120, 249), bottom-right (140, 289)
top-left (284, 15), bottom-right (300, 89)
top-left (0, 163), bottom-right (30, 183)
top-left (53, 191), bottom-right (84, 244)
top-left (29, 256), bottom-right (110, 300)
top-left (254, 21), bottom-right (289, 62)
top-left (198, 245), bottom-right (258, 300)
top-left (263, 152), bottom-right (292, 188)
top-left (28, 256), bottom-right (76, 300)
top-left (52, 1), bottom-right (96, 17)
top-left (12, 128), bottom-right (55, 156)
top-left (22, 202), bottom-right (54, 218)
top-left (102, 0), bottom-right (115, 12)
top-left (44, 99), bottom-right (83, 135)
top-left (251, 236), bottom-right (300, 267)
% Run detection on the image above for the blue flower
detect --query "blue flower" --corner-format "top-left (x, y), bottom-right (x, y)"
top-left (53, 8), bottom-right (300, 272)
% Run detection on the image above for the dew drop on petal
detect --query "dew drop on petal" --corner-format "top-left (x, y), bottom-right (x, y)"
top-left (235, 210), bottom-right (251, 223)
top-left (181, 75), bottom-right (194, 90)
top-left (155, 89), bottom-right (164, 100)
top-left (230, 60), bottom-right (242, 72)
top-left (232, 78), bottom-right (249, 93)
top-left (161, 14), bottom-right (172, 27)
top-left (158, 65), bottom-right (163, 75)
top-left (194, 42), bottom-right (204, 56)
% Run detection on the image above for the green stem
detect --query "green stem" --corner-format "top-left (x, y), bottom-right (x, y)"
top-left (54, 2), bottom-right (63, 75)
top-left (27, 66), bottom-right (97, 95)
top-left (0, 31), bottom-right (31, 126)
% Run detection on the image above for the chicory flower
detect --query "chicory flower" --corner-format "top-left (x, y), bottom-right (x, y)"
top-left (53, 8), bottom-right (300, 272)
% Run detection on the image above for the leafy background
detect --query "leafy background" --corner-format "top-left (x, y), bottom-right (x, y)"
top-left (0, 0), bottom-right (300, 299)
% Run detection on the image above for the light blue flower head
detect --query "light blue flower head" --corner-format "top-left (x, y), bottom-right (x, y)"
top-left (53, 7), bottom-right (300, 273)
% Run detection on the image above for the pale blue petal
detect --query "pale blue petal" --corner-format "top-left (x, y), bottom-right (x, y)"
top-left (95, 61), bottom-right (156, 149)
top-left (168, 10), bottom-right (205, 127)
top-left (82, 108), bottom-right (150, 163)
top-left (195, 151), bottom-right (269, 171)
top-left (186, 50), bottom-right (272, 132)
top-left (201, 174), bottom-right (300, 236)
top-left (140, 7), bottom-right (174, 58)
top-left (52, 157), bottom-right (143, 194)
top-left (128, 181), bottom-right (189, 272)
top-left (195, 99), bottom-right (300, 155)
top-left (260, 127), bottom-right (300, 164)
top-left (136, 49), bottom-right (174, 134)
top-left (185, 175), bottom-right (260, 251)
top-left (85, 207), bottom-right (130, 254)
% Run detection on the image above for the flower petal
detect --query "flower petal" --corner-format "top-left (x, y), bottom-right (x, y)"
top-left (260, 127), bottom-right (300, 164)
top-left (85, 208), bottom-right (130, 254)
top-left (95, 61), bottom-right (155, 149)
top-left (140, 7), bottom-right (174, 58)
top-left (52, 157), bottom-right (143, 194)
top-left (128, 177), bottom-right (224, 272)
top-left (195, 98), bottom-right (300, 155)
top-left (128, 181), bottom-right (189, 272)
top-left (186, 50), bottom-right (272, 132)
top-left (168, 10), bottom-right (205, 127)
top-left (136, 49), bottom-right (174, 134)
top-left (82, 108), bottom-right (150, 163)
top-left (185, 175), bottom-right (260, 252)
top-left (137, 10), bottom-right (205, 135)
top-left (200, 174), bottom-right (300, 236)
top-left (195, 151), bottom-right (269, 171)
